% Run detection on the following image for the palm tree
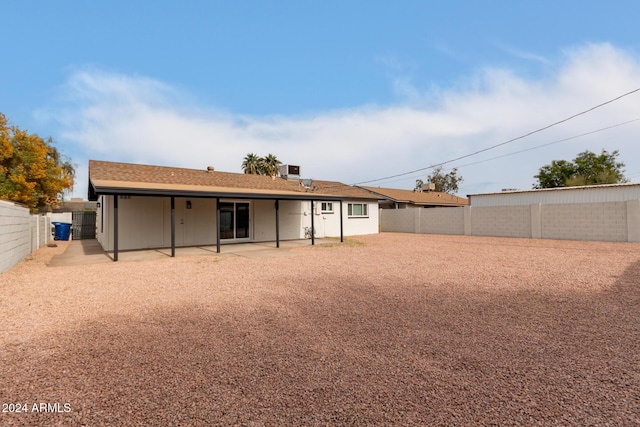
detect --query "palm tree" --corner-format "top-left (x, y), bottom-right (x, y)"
top-left (242, 153), bottom-right (262, 174)
top-left (262, 153), bottom-right (281, 177)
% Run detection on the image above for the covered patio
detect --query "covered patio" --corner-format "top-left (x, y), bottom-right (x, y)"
top-left (89, 160), bottom-right (380, 261)
top-left (48, 238), bottom-right (335, 266)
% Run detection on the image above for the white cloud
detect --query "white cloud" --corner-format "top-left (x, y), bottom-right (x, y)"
top-left (496, 43), bottom-right (551, 65)
top-left (47, 44), bottom-right (640, 199)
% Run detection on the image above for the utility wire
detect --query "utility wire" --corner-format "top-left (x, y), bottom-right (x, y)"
top-left (371, 117), bottom-right (640, 187)
top-left (439, 117), bottom-right (640, 172)
top-left (353, 86), bottom-right (640, 186)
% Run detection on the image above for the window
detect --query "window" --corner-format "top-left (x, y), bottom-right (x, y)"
top-left (347, 203), bottom-right (368, 218)
top-left (320, 202), bottom-right (334, 213)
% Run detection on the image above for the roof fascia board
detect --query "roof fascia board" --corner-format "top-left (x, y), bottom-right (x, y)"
top-left (91, 186), bottom-right (370, 201)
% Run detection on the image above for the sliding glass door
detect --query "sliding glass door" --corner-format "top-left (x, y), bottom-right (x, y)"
top-left (219, 202), bottom-right (250, 240)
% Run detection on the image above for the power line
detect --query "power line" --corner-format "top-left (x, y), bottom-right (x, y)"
top-left (446, 117), bottom-right (640, 170)
top-left (353, 86), bottom-right (640, 186)
top-left (370, 117), bottom-right (640, 187)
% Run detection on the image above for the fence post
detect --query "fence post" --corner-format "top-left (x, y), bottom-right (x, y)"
top-left (530, 204), bottom-right (542, 239)
top-left (627, 200), bottom-right (640, 242)
top-left (463, 206), bottom-right (472, 236)
top-left (36, 215), bottom-right (40, 250)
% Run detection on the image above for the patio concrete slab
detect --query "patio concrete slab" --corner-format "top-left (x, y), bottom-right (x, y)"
top-left (48, 238), bottom-right (331, 266)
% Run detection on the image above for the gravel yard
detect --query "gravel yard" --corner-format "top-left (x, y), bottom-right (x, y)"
top-left (1, 232), bottom-right (639, 426)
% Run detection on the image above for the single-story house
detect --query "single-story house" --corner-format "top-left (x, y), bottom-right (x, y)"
top-left (359, 186), bottom-right (468, 209)
top-left (88, 160), bottom-right (380, 260)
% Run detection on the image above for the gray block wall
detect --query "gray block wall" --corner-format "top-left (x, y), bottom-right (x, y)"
top-left (469, 205), bottom-right (531, 238)
top-left (541, 202), bottom-right (628, 242)
top-left (0, 200), bottom-right (53, 273)
top-left (419, 207), bottom-right (465, 235)
top-left (379, 200), bottom-right (640, 243)
top-left (0, 201), bottom-right (31, 273)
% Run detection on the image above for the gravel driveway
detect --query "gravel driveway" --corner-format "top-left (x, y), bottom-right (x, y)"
top-left (1, 233), bottom-right (639, 426)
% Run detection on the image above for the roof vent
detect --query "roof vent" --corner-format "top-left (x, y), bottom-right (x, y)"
top-left (301, 178), bottom-right (313, 189)
top-left (207, 166), bottom-right (215, 173)
top-left (280, 164), bottom-right (300, 180)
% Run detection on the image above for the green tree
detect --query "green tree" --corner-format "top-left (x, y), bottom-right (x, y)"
top-left (262, 153), bottom-right (281, 177)
top-left (241, 153), bottom-right (282, 177)
top-left (534, 149), bottom-right (626, 189)
top-left (241, 152), bottom-right (262, 174)
top-left (415, 166), bottom-right (463, 194)
top-left (0, 113), bottom-right (75, 210)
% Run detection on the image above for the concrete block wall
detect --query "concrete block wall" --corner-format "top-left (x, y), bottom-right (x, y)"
top-left (469, 205), bottom-right (531, 238)
top-left (627, 200), bottom-right (640, 243)
top-left (541, 202), bottom-right (627, 242)
top-left (0, 200), bottom-right (31, 273)
top-left (0, 201), bottom-right (54, 273)
top-left (379, 208), bottom-right (416, 233)
top-left (379, 200), bottom-right (640, 243)
top-left (30, 215), bottom-right (52, 251)
top-left (418, 207), bottom-right (465, 235)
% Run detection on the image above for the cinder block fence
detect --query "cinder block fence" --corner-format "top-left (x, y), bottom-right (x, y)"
top-left (380, 200), bottom-right (640, 243)
top-left (0, 200), bottom-right (53, 273)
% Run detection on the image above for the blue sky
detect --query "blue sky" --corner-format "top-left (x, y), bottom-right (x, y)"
top-left (2, 1), bottom-right (640, 198)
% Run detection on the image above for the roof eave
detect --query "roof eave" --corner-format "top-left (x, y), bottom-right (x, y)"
top-left (90, 184), bottom-right (377, 201)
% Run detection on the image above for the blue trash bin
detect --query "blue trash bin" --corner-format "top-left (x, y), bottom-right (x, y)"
top-left (52, 222), bottom-right (72, 241)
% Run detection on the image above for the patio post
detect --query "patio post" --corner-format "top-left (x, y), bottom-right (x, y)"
top-left (216, 197), bottom-right (221, 253)
top-left (275, 199), bottom-right (280, 248)
top-left (311, 200), bottom-right (315, 245)
top-left (340, 200), bottom-right (344, 243)
top-left (170, 196), bottom-right (175, 257)
top-left (113, 194), bottom-right (118, 262)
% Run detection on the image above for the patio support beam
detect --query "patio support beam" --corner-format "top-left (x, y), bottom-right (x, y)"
top-left (340, 200), bottom-right (344, 243)
top-left (170, 196), bottom-right (175, 257)
top-left (310, 200), bottom-right (315, 245)
top-left (275, 199), bottom-right (280, 248)
top-left (113, 194), bottom-right (119, 262)
top-left (216, 197), bottom-right (221, 253)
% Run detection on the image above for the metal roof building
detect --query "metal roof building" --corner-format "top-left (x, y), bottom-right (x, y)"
top-left (468, 183), bottom-right (640, 207)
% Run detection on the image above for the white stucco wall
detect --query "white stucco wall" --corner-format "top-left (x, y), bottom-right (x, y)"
top-left (97, 196), bottom-right (379, 251)
top-left (341, 201), bottom-right (379, 236)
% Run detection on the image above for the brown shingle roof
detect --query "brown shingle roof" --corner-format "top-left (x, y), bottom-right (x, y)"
top-left (88, 160), bottom-right (378, 201)
top-left (360, 186), bottom-right (468, 206)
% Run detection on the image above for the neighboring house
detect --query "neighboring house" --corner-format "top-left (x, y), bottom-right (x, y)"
top-left (359, 186), bottom-right (468, 209)
top-left (88, 160), bottom-right (379, 260)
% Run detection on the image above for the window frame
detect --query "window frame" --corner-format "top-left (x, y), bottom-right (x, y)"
top-left (320, 201), bottom-right (334, 214)
top-left (347, 203), bottom-right (369, 218)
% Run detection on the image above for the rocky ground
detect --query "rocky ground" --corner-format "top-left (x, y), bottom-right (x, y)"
top-left (1, 233), bottom-right (639, 426)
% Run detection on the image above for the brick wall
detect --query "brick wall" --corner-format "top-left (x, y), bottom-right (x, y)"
top-left (379, 200), bottom-right (640, 243)
top-left (0, 200), bottom-right (31, 273)
top-left (379, 208), bottom-right (416, 233)
top-left (469, 206), bottom-right (531, 238)
top-left (418, 207), bottom-right (465, 235)
top-left (0, 200), bottom-right (52, 273)
top-left (541, 202), bottom-right (627, 242)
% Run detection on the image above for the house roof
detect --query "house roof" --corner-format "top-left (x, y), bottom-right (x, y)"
top-left (359, 186), bottom-right (469, 206)
top-left (88, 160), bottom-right (379, 201)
